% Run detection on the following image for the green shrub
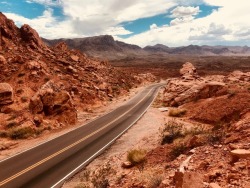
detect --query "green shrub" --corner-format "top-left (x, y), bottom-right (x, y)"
top-left (168, 108), bottom-right (187, 117)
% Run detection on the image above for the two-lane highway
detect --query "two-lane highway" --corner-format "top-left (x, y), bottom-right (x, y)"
top-left (0, 83), bottom-right (163, 188)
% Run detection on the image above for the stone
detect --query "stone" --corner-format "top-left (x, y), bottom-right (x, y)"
top-left (230, 149), bottom-right (250, 163)
top-left (180, 62), bottom-right (198, 78)
top-left (121, 161), bottom-right (133, 168)
top-left (20, 24), bottom-right (48, 50)
top-left (174, 171), bottom-right (203, 188)
top-left (231, 149), bottom-right (250, 158)
top-left (70, 55), bottom-right (79, 62)
top-left (30, 95), bottom-right (43, 114)
top-left (0, 55), bottom-right (7, 64)
top-left (209, 183), bottom-right (222, 188)
top-left (0, 83), bottom-right (13, 105)
top-left (29, 81), bottom-right (77, 124)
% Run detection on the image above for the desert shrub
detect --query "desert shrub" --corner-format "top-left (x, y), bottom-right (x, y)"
top-left (170, 142), bottom-right (188, 160)
top-left (8, 127), bottom-right (34, 139)
top-left (91, 163), bottom-right (116, 188)
top-left (6, 121), bottom-right (18, 128)
top-left (74, 184), bottom-right (88, 188)
top-left (127, 149), bottom-right (147, 166)
top-left (227, 90), bottom-right (236, 98)
top-left (148, 175), bottom-right (163, 188)
top-left (7, 114), bottom-right (17, 121)
top-left (168, 108), bottom-right (187, 117)
top-left (0, 130), bottom-right (8, 138)
top-left (206, 131), bottom-right (225, 144)
top-left (161, 120), bottom-right (184, 144)
top-left (183, 125), bottom-right (207, 136)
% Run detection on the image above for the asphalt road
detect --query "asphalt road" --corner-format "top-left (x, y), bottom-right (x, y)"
top-left (0, 83), bottom-right (163, 188)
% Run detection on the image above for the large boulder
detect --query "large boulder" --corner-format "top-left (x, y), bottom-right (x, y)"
top-left (0, 83), bottom-right (13, 105)
top-left (20, 24), bottom-right (48, 50)
top-left (180, 62), bottom-right (199, 80)
top-left (29, 81), bottom-right (77, 124)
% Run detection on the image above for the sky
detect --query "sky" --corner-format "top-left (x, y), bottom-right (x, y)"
top-left (0, 0), bottom-right (250, 47)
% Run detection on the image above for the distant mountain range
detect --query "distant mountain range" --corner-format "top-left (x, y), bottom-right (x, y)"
top-left (43, 35), bottom-right (250, 60)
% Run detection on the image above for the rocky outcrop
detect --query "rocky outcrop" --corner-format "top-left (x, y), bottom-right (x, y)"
top-left (29, 81), bottom-right (77, 124)
top-left (20, 24), bottom-right (48, 50)
top-left (0, 83), bottom-right (13, 105)
top-left (180, 62), bottom-right (199, 80)
top-left (224, 70), bottom-right (250, 82)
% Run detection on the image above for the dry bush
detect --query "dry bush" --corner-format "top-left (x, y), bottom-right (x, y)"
top-left (168, 108), bottom-right (187, 117)
top-left (147, 174), bottom-right (163, 188)
top-left (127, 149), bottom-right (147, 166)
top-left (8, 127), bottom-right (35, 139)
top-left (91, 163), bottom-right (116, 188)
top-left (161, 120), bottom-right (184, 144)
top-left (170, 142), bottom-right (189, 160)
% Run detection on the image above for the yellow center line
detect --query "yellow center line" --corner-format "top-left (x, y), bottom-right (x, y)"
top-left (0, 87), bottom-right (156, 186)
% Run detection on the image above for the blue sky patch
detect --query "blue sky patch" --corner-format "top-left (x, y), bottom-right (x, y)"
top-left (119, 4), bottom-right (220, 38)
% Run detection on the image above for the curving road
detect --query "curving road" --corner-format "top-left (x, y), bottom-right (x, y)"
top-left (0, 83), bottom-right (163, 188)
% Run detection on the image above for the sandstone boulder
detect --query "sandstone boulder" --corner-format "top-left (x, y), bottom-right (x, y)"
top-left (20, 24), bottom-right (48, 50)
top-left (180, 62), bottom-right (199, 79)
top-left (29, 81), bottom-right (77, 124)
top-left (225, 70), bottom-right (250, 82)
top-left (230, 149), bottom-right (250, 163)
top-left (0, 83), bottom-right (13, 105)
top-left (174, 171), bottom-right (203, 188)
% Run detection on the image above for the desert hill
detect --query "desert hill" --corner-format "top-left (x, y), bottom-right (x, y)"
top-left (43, 35), bottom-right (145, 60)
top-left (0, 12), bottom-right (154, 140)
top-left (44, 35), bottom-right (250, 60)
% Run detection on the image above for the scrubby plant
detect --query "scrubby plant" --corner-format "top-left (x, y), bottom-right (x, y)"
top-left (170, 142), bottom-right (188, 160)
top-left (147, 174), bottom-right (163, 188)
top-left (91, 163), bottom-right (116, 188)
top-left (6, 121), bottom-right (18, 128)
top-left (168, 108), bottom-right (187, 117)
top-left (127, 149), bottom-right (147, 166)
top-left (8, 127), bottom-right (35, 139)
top-left (161, 120), bottom-right (184, 144)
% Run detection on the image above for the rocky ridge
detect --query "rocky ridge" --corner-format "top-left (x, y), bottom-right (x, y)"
top-left (44, 36), bottom-right (250, 61)
top-left (0, 12), bottom-right (155, 141)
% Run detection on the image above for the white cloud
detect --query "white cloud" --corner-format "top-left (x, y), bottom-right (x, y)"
top-left (3, 0), bottom-right (250, 46)
top-left (150, 23), bottom-right (158, 30)
top-left (171, 6), bottom-right (200, 18)
top-left (4, 9), bottom-right (79, 39)
top-left (25, 0), bottom-right (61, 6)
top-left (120, 0), bottom-right (250, 47)
top-left (170, 16), bottom-right (194, 26)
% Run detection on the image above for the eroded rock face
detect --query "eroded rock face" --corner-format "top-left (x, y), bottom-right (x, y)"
top-left (0, 55), bottom-right (6, 64)
top-left (0, 83), bottom-right (13, 105)
top-left (29, 81), bottom-right (77, 124)
top-left (20, 24), bottom-right (48, 50)
top-left (180, 62), bottom-right (199, 80)
top-left (225, 70), bottom-right (250, 82)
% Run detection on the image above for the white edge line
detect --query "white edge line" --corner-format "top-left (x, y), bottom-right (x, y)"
top-left (0, 84), bottom-right (157, 163)
top-left (51, 86), bottom-right (161, 188)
